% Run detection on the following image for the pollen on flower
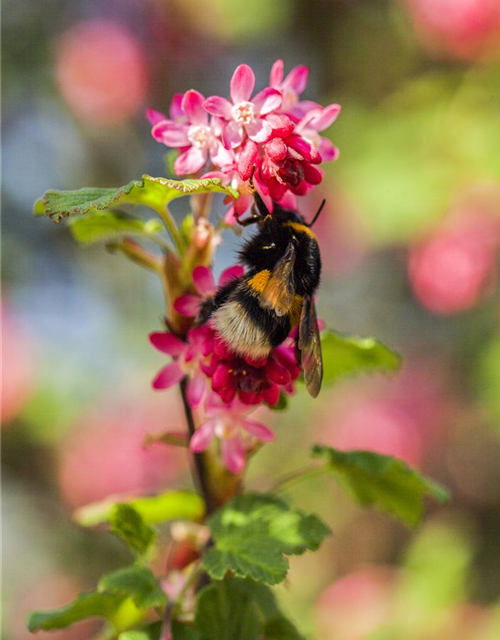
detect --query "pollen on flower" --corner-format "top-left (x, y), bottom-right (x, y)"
top-left (188, 125), bottom-right (210, 148)
top-left (232, 101), bottom-right (255, 124)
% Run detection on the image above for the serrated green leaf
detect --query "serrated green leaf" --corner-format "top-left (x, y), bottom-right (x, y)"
top-left (98, 566), bottom-right (167, 609)
top-left (27, 591), bottom-right (126, 632)
top-left (192, 579), bottom-right (304, 640)
top-left (119, 622), bottom-right (162, 640)
top-left (34, 176), bottom-right (239, 222)
top-left (110, 504), bottom-right (157, 558)
top-left (203, 537), bottom-right (288, 585)
top-left (67, 210), bottom-right (163, 245)
top-left (312, 445), bottom-right (449, 526)
top-left (203, 493), bottom-right (331, 584)
top-left (195, 580), bottom-right (264, 640)
top-left (74, 490), bottom-right (204, 527)
top-left (321, 331), bottom-right (401, 385)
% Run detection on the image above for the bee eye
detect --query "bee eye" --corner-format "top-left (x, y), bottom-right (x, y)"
top-left (262, 243), bottom-right (276, 250)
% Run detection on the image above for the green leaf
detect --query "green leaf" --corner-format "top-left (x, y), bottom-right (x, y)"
top-left (191, 579), bottom-right (304, 640)
top-left (34, 176), bottom-right (239, 222)
top-left (74, 490), bottom-right (204, 527)
top-left (171, 621), bottom-right (202, 640)
top-left (98, 566), bottom-right (167, 609)
top-left (119, 622), bottom-right (162, 640)
top-left (203, 493), bottom-right (331, 584)
top-left (67, 210), bottom-right (163, 244)
top-left (110, 504), bottom-right (157, 558)
top-left (321, 331), bottom-right (401, 385)
top-left (312, 445), bottom-right (449, 526)
top-left (27, 591), bottom-right (126, 632)
top-left (195, 580), bottom-right (264, 640)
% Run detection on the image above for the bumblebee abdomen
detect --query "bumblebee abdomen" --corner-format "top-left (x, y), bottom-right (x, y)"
top-left (211, 274), bottom-right (292, 359)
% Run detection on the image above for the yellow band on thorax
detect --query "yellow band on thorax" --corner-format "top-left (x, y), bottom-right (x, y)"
top-left (285, 221), bottom-right (317, 240)
top-left (248, 269), bottom-right (271, 293)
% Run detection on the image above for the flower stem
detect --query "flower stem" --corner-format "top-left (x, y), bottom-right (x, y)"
top-left (155, 203), bottom-right (183, 254)
top-left (179, 378), bottom-right (218, 516)
top-left (269, 465), bottom-right (325, 493)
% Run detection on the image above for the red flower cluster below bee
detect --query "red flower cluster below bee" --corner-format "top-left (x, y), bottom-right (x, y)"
top-left (210, 337), bottom-right (301, 406)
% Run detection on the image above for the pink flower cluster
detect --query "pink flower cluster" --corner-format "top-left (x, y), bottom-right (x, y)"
top-left (149, 265), bottom-right (303, 473)
top-left (148, 61), bottom-right (340, 223)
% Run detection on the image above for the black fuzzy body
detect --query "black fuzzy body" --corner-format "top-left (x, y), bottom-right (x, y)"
top-left (198, 203), bottom-right (322, 357)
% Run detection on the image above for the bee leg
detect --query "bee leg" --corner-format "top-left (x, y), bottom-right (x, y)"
top-left (235, 211), bottom-right (261, 227)
top-left (249, 168), bottom-right (270, 218)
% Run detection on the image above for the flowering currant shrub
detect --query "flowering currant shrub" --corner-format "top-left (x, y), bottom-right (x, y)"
top-left (28, 61), bottom-right (448, 640)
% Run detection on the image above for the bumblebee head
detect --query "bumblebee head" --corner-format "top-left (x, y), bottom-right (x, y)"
top-left (248, 169), bottom-right (326, 229)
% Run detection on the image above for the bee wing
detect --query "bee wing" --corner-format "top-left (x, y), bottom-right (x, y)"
top-left (260, 240), bottom-right (297, 317)
top-left (298, 295), bottom-right (323, 398)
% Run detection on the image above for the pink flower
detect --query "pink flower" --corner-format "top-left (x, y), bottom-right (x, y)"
top-left (151, 90), bottom-right (232, 175)
top-left (269, 59), bottom-right (320, 121)
top-left (408, 211), bottom-right (500, 314)
top-left (150, 326), bottom-right (215, 409)
top-left (190, 393), bottom-right (275, 474)
top-left (174, 264), bottom-right (244, 317)
top-left (258, 133), bottom-right (323, 200)
top-left (203, 64), bottom-right (282, 149)
top-left (146, 93), bottom-right (185, 126)
top-left (295, 104), bottom-right (341, 162)
top-left (209, 339), bottom-right (300, 406)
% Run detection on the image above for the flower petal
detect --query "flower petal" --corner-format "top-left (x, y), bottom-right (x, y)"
top-left (146, 108), bottom-right (166, 125)
top-left (242, 419), bottom-right (275, 442)
top-left (270, 59), bottom-right (284, 87)
top-left (318, 137), bottom-right (339, 162)
top-left (152, 121), bottom-right (189, 147)
top-left (152, 361), bottom-right (184, 390)
top-left (173, 294), bottom-right (201, 318)
top-left (237, 139), bottom-right (259, 180)
top-left (187, 372), bottom-right (206, 409)
top-left (174, 146), bottom-right (207, 175)
top-left (203, 96), bottom-right (233, 119)
top-left (219, 264), bottom-right (245, 287)
top-left (246, 118), bottom-right (272, 143)
top-left (190, 421), bottom-right (216, 452)
top-left (222, 436), bottom-right (246, 474)
top-left (283, 65), bottom-right (309, 94)
top-left (266, 113), bottom-right (295, 138)
top-left (224, 205), bottom-right (237, 226)
top-left (193, 266), bottom-right (215, 296)
top-left (308, 103), bottom-right (341, 131)
top-left (169, 93), bottom-right (185, 120)
top-left (149, 332), bottom-right (186, 356)
top-left (265, 137), bottom-right (288, 162)
top-left (223, 121), bottom-right (244, 149)
top-left (230, 64), bottom-right (255, 104)
top-left (181, 90), bottom-right (208, 125)
top-left (252, 88), bottom-right (282, 115)
top-left (210, 140), bottom-right (234, 168)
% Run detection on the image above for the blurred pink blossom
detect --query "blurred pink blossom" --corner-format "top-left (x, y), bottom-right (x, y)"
top-left (316, 566), bottom-right (397, 640)
top-left (405, 0), bottom-right (500, 59)
top-left (409, 211), bottom-right (500, 315)
top-left (59, 401), bottom-right (184, 509)
top-left (55, 20), bottom-right (147, 124)
top-left (1, 302), bottom-right (37, 425)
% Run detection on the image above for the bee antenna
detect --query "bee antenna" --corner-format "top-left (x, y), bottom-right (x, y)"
top-left (249, 166), bottom-right (270, 218)
top-left (308, 199), bottom-right (326, 228)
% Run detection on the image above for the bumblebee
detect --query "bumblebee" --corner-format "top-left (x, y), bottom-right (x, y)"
top-left (198, 182), bottom-right (325, 398)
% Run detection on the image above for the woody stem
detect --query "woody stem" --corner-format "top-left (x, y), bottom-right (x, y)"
top-left (179, 378), bottom-right (218, 516)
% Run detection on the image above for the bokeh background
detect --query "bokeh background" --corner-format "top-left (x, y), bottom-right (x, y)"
top-left (2, 0), bottom-right (500, 638)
